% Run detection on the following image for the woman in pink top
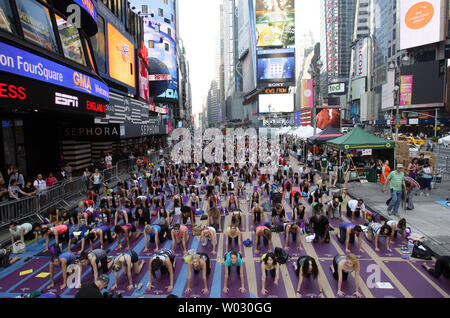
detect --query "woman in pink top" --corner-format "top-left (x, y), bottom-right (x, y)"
top-left (45, 173), bottom-right (57, 187)
top-left (171, 224), bottom-right (189, 254)
top-left (113, 224), bottom-right (141, 251)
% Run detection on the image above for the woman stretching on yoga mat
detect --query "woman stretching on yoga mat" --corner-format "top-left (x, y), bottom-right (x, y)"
top-left (329, 254), bottom-right (362, 298)
top-left (252, 204), bottom-right (263, 226)
top-left (79, 249), bottom-right (113, 282)
top-left (180, 205), bottom-right (196, 227)
top-left (364, 222), bottom-right (392, 252)
top-left (227, 193), bottom-right (240, 211)
top-left (207, 207), bottom-right (222, 232)
top-left (255, 226), bottom-right (273, 254)
top-left (111, 251), bottom-right (145, 291)
top-left (147, 248), bottom-right (176, 292)
top-left (113, 224), bottom-right (141, 251)
top-left (422, 256), bottom-right (450, 279)
top-left (200, 227), bottom-right (217, 255)
top-left (67, 226), bottom-right (90, 254)
top-left (293, 256), bottom-right (324, 298)
top-left (229, 210), bottom-right (243, 230)
top-left (223, 251), bottom-right (246, 294)
top-left (283, 223), bottom-right (302, 251)
top-left (48, 252), bottom-right (76, 290)
top-left (225, 225), bottom-right (242, 254)
top-left (86, 225), bottom-right (115, 251)
top-left (250, 191), bottom-right (260, 210)
top-left (293, 203), bottom-right (306, 225)
top-left (36, 224), bottom-right (69, 253)
top-left (114, 209), bottom-right (129, 226)
top-left (171, 224), bottom-right (190, 254)
top-left (386, 218), bottom-right (407, 243)
top-left (337, 223), bottom-right (363, 253)
top-left (158, 206), bottom-right (172, 227)
top-left (144, 224), bottom-right (162, 252)
top-left (260, 252), bottom-right (280, 296)
top-left (185, 253), bottom-right (211, 294)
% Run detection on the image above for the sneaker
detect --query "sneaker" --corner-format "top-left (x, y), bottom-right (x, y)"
top-left (426, 193), bottom-right (430, 197)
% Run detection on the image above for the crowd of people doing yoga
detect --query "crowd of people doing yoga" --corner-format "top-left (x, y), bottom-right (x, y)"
top-left (6, 148), bottom-right (448, 298)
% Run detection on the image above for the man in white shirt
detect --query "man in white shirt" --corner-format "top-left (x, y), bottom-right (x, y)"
top-left (33, 174), bottom-right (47, 192)
top-left (105, 153), bottom-right (113, 169)
top-left (346, 199), bottom-right (366, 222)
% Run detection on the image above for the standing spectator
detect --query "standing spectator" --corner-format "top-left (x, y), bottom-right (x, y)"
top-left (105, 153), bottom-right (113, 169)
top-left (9, 179), bottom-right (32, 201)
top-left (404, 176), bottom-right (420, 210)
top-left (46, 172), bottom-right (57, 188)
top-left (22, 181), bottom-right (36, 196)
top-left (9, 167), bottom-right (25, 189)
top-left (64, 163), bottom-right (73, 180)
top-left (383, 164), bottom-right (406, 217)
top-left (380, 160), bottom-right (391, 192)
top-left (82, 168), bottom-right (91, 190)
top-left (407, 158), bottom-right (419, 180)
top-left (90, 169), bottom-right (103, 194)
top-left (6, 164), bottom-right (14, 179)
top-left (319, 152), bottom-right (328, 175)
top-left (128, 152), bottom-right (136, 171)
top-left (55, 167), bottom-right (66, 182)
top-left (33, 174), bottom-right (47, 193)
top-left (0, 172), bottom-right (8, 201)
top-left (419, 161), bottom-right (433, 197)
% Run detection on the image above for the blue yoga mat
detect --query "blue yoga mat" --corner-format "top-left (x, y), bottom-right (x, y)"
top-left (435, 201), bottom-right (450, 209)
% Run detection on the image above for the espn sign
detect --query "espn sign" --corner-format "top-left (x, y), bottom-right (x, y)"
top-left (328, 83), bottom-right (346, 95)
top-left (148, 74), bottom-right (172, 81)
top-left (55, 92), bottom-right (78, 107)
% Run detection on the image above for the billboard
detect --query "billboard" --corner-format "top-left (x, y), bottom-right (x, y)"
top-left (400, 75), bottom-right (413, 105)
top-left (255, 0), bottom-right (295, 47)
top-left (257, 48), bottom-right (295, 88)
top-left (107, 23), bottom-right (135, 88)
top-left (301, 79), bottom-right (314, 107)
top-left (382, 70), bottom-right (395, 109)
top-left (351, 77), bottom-right (366, 100)
top-left (354, 38), bottom-right (368, 78)
top-left (259, 93), bottom-right (294, 113)
top-left (399, 60), bottom-right (445, 107)
top-left (400, 0), bottom-right (445, 50)
top-left (328, 82), bottom-right (346, 95)
top-left (135, 0), bottom-right (178, 102)
top-left (316, 108), bottom-right (341, 129)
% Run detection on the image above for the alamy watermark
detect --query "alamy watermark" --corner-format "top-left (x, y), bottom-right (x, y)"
top-left (66, 4), bottom-right (82, 29)
top-left (170, 128), bottom-right (281, 174)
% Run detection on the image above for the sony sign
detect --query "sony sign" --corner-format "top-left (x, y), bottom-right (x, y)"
top-left (328, 83), bottom-right (346, 95)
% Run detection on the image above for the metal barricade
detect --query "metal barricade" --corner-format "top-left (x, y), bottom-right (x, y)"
top-left (102, 165), bottom-right (119, 184)
top-left (63, 176), bottom-right (88, 202)
top-left (0, 195), bottom-right (39, 226)
top-left (38, 183), bottom-right (66, 211)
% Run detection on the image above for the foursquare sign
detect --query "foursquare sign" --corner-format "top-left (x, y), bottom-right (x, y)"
top-left (0, 41), bottom-right (109, 101)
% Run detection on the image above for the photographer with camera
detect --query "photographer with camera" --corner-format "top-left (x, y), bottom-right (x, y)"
top-left (75, 274), bottom-right (110, 298)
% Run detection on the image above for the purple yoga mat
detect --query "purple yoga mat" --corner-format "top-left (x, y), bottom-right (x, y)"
top-left (251, 233), bottom-right (271, 257)
top-left (320, 259), bottom-right (364, 298)
top-left (361, 235), bottom-right (402, 258)
top-left (182, 261), bottom-right (216, 298)
top-left (332, 231), bottom-right (370, 259)
top-left (109, 235), bottom-right (143, 256)
top-left (278, 231), bottom-right (304, 259)
top-left (111, 262), bottom-right (148, 297)
top-left (0, 258), bottom-right (49, 291)
top-left (195, 238), bottom-right (217, 256)
top-left (385, 260), bottom-right (446, 298)
top-left (171, 233), bottom-right (195, 257)
top-left (254, 259), bottom-right (288, 298)
top-left (357, 260), bottom-right (404, 298)
top-left (285, 258), bottom-right (320, 298)
top-left (10, 262), bottom-right (64, 294)
top-left (144, 256), bottom-right (184, 296)
top-left (223, 233), bottom-right (243, 256)
top-left (409, 260), bottom-right (450, 295)
top-left (309, 235), bottom-right (339, 258)
top-left (65, 267), bottom-right (95, 296)
top-left (220, 263), bottom-right (250, 298)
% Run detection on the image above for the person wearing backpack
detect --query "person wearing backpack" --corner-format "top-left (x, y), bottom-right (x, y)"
top-left (293, 256), bottom-right (324, 298)
top-left (260, 252), bottom-right (280, 296)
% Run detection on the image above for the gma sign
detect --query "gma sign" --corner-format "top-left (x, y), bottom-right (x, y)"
top-left (328, 82), bottom-right (345, 95)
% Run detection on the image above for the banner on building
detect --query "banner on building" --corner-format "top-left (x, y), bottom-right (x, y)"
top-left (354, 38), bottom-right (368, 78)
top-left (400, 75), bottom-right (413, 105)
top-left (302, 79), bottom-right (314, 107)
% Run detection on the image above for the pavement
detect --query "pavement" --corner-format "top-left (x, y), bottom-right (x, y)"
top-left (347, 180), bottom-right (450, 257)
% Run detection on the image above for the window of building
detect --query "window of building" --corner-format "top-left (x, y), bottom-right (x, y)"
top-left (392, 43), bottom-right (396, 54)
top-left (90, 14), bottom-right (106, 72)
top-left (16, 0), bottom-right (58, 52)
top-left (0, 0), bottom-right (17, 33)
top-left (165, 43), bottom-right (169, 51)
top-left (55, 14), bottom-right (86, 65)
top-left (388, 46), bottom-right (391, 57)
top-left (167, 27), bottom-right (171, 37)
top-left (171, 14), bottom-right (174, 22)
top-left (148, 40), bottom-right (154, 48)
top-left (393, 28), bottom-right (396, 40)
top-left (155, 24), bottom-right (160, 32)
top-left (158, 8), bottom-right (163, 17)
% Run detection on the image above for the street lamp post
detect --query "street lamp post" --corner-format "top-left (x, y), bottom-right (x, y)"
top-left (308, 59), bottom-right (323, 136)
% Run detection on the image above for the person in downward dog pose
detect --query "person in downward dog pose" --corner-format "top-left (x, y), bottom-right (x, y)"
top-left (185, 253), bottom-right (212, 295)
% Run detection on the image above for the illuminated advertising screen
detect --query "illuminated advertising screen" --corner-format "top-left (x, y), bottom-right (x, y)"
top-left (351, 77), bottom-right (366, 100)
top-left (259, 93), bottom-right (294, 113)
top-left (257, 48), bottom-right (295, 88)
top-left (400, 0), bottom-right (445, 50)
top-left (132, 0), bottom-right (178, 101)
top-left (255, 0), bottom-right (295, 47)
top-left (107, 23), bottom-right (135, 88)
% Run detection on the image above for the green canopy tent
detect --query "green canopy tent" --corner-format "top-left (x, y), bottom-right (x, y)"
top-left (326, 127), bottom-right (395, 182)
